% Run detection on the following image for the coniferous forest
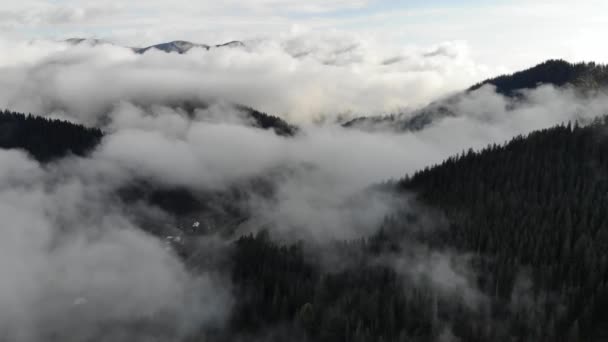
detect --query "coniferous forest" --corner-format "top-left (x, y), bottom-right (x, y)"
top-left (4, 105), bottom-right (608, 340)
top-left (211, 118), bottom-right (608, 342)
top-left (0, 110), bottom-right (102, 162)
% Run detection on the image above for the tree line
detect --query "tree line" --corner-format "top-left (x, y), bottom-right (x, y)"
top-left (0, 110), bottom-right (102, 162)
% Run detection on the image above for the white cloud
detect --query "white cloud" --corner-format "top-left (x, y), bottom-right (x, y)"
top-left (0, 148), bottom-right (231, 341)
top-left (2, 2), bottom-right (607, 337)
top-left (0, 34), bottom-right (494, 123)
top-left (0, 0), bottom-right (604, 71)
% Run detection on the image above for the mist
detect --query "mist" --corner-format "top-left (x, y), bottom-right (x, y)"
top-left (0, 149), bottom-right (231, 341)
top-left (0, 34), bottom-right (496, 123)
top-left (0, 33), bottom-right (607, 340)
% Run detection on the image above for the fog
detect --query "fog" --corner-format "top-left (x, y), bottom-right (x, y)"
top-left (0, 149), bottom-right (230, 341)
top-left (0, 34), bottom-right (495, 123)
top-left (1, 34), bottom-right (607, 340)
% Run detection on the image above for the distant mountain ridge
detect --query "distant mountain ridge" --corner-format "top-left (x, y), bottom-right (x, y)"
top-left (0, 104), bottom-right (296, 164)
top-left (344, 59), bottom-right (608, 132)
top-left (134, 40), bottom-right (245, 54)
top-left (469, 59), bottom-right (608, 96)
top-left (64, 38), bottom-right (110, 46)
top-left (65, 38), bottom-right (246, 54)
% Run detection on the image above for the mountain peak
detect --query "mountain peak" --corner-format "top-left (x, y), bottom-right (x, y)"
top-left (215, 40), bottom-right (246, 48)
top-left (134, 40), bottom-right (208, 54)
top-left (134, 40), bottom-right (245, 54)
top-left (63, 38), bottom-right (246, 54)
top-left (468, 59), bottom-right (608, 95)
top-left (65, 38), bottom-right (111, 46)
top-left (344, 59), bottom-right (608, 133)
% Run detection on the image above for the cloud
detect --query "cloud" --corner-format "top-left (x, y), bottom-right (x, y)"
top-left (0, 148), bottom-right (231, 341)
top-left (346, 0), bottom-right (608, 69)
top-left (80, 84), bottom-right (608, 243)
top-left (2, 29), bottom-right (608, 340)
top-left (0, 34), bottom-right (494, 124)
top-left (3, 0), bottom-right (607, 71)
top-left (1, 37), bottom-right (595, 243)
top-left (394, 248), bottom-right (485, 310)
top-left (0, 36), bottom-right (601, 243)
top-left (0, 2), bottom-right (120, 29)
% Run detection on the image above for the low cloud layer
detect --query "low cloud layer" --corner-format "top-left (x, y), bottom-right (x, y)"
top-left (0, 34), bottom-right (495, 123)
top-left (4, 1), bottom-right (608, 72)
top-left (80, 80), bottom-right (608, 245)
top-left (1, 32), bottom-right (608, 340)
top-left (0, 149), bottom-right (230, 341)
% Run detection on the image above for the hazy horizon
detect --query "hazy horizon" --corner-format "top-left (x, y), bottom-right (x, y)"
top-left (2, 0), bottom-right (607, 70)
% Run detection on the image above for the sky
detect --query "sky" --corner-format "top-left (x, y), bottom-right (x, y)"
top-left (1, 0), bottom-right (608, 70)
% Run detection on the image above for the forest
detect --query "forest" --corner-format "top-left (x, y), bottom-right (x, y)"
top-left (3, 106), bottom-right (608, 341)
top-left (468, 59), bottom-right (608, 95)
top-left (219, 118), bottom-right (608, 341)
top-left (344, 60), bottom-right (608, 133)
top-left (0, 110), bottom-right (102, 162)
top-left (5, 4), bottom-right (608, 340)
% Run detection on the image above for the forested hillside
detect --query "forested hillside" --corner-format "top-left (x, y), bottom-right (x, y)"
top-left (0, 110), bottom-right (102, 162)
top-left (400, 117), bottom-right (608, 341)
top-left (4, 107), bottom-right (608, 341)
top-left (469, 59), bottom-right (608, 95)
top-left (135, 101), bottom-right (298, 136)
top-left (236, 105), bottom-right (298, 136)
top-left (0, 107), bottom-right (295, 165)
top-left (221, 118), bottom-right (608, 342)
top-left (344, 60), bottom-right (608, 133)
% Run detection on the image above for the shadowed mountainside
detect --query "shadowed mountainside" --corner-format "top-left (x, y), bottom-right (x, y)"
top-left (343, 60), bottom-right (608, 133)
top-left (0, 110), bottom-right (102, 162)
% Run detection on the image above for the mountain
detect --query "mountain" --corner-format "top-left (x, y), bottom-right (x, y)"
top-left (133, 40), bottom-right (211, 54)
top-left (469, 59), bottom-right (608, 96)
top-left (236, 104), bottom-right (298, 136)
top-left (215, 40), bottom-right (246, 49)
top-left (129, 100), bottom-right (298, 136)
top-left (342, 96), bottom-right (458, 132)
top-left (396, 118), bottom-right (608, 340)
top-left (0, 110), bottom-right (102, 162)
top-left (343, 59), bottom-right (608, 133)
top-left (225, 118), bottom-right (608, 341)
top-left (64, 38), bottom-right (110, 47)
top-left (135, 40), bottom-right (246, 54)
top-left (0, 109), bottom-right (288, 246)
top-left (0, 105), bottom-right (295, 164)
top-left (5, 107), bottom-right (608, 340)
top-left (65, 38), bottom-right (246, 54)
top-left (0, 107), bottom-right (293, 226)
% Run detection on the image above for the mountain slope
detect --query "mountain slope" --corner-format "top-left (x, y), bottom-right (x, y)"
top-left (469, 59), bottom-right (608, 96)
top-left (224, 118), bottom-right (608, 341)
top-left (0, 109), bottom-right (293, 239)
top-left (133, 40), bottom-right (211, 54)
top-left (342, 96), bottom-right (458, 132)
top-left (397, 117), bottom-right (608, 340)
top-left (135, 100), bottom-right (298, 136)
top-left (236, 105), bottom-right (298, 136)
top-left (65, 38), bottom-right (246, 54)
top-left (135, 40), bottom-right (245, 54)
top-left (5, 109), bottom-right (608, 340)
top-left (65, 38), bottom-right (110, 46)
top-left (0, 110), bottom-right (103, 162)
top-left (344, 60), bottom-right (608, 133)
